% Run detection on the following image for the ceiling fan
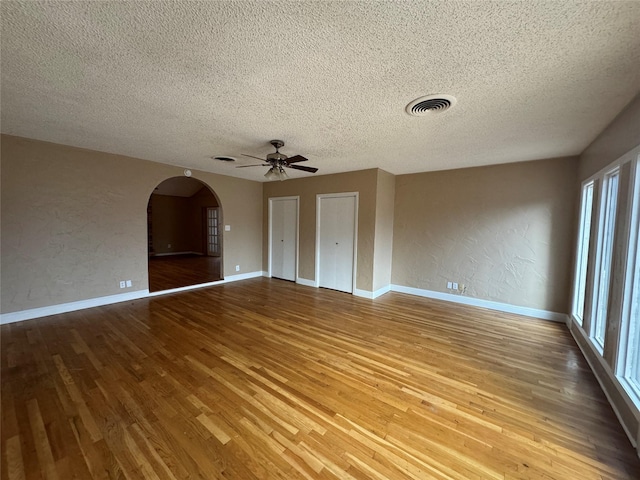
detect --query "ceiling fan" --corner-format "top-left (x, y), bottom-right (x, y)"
top-left (236, 140), bottom-right (318, 181)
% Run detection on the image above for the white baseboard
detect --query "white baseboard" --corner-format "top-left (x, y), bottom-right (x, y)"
top-left (390, 284), bottom-right (568, 323)
top-left (294, 279), bottom-right (387, 297)
top-left (1, 270), bottom-right (266, 324)
top-left (353, 288), bottom-right (372, 299)
top-left (373, 284), bottom-right (391, 298)
top-left (227, 271), bottom-right (266, 282)
top-left (296, 277), bottom-right (316, 288)
top-left (0, 290), bottom-right (150, 324)
top-left (568, 319), bottom-right (639, 450)
top-left (354, 285), bottom-right (391, 299)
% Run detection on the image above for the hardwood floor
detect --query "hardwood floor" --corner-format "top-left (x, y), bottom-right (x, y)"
top-left (2, 278), bottom-right (639, 479)
top-left (148, 254), bottom-right (222, 292)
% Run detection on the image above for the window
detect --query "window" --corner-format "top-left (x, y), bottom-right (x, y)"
top-left (591, 168), bottom-right (620, 350)
top-left (572, 181), bottom-right (594, 325)
top-left (571, 149), bottom-right (640, 418)
top-left (618, 157), bottom-right (640, 403)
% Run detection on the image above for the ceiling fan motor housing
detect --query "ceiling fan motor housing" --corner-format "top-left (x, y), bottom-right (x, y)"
top-left (267, 152), bottom-right (288, 163)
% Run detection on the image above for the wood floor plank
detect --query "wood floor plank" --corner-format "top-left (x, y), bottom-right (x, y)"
top-left (5, 435), bottom-right (26, 480)
top-left (27, 399), bottom-right (59, 480)
top-left (2, 278), bottom-right (639, 479)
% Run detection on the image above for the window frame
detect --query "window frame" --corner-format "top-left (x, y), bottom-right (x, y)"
top-left (590, 166), bottom-right (620, 352)
top-left (616, 155), bottom-right (640, 405)
top-left (571, 181), bottom-right (595, 326)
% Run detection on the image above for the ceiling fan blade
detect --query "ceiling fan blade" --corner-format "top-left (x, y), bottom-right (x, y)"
top-left (236, 164), bottom-right (270, 168)
top-left (285, 155), bottom-right (308, 164)
top-left (288, 164), bottom-right (318, 173)
top-left (241, 154), bottom-right (267, 162)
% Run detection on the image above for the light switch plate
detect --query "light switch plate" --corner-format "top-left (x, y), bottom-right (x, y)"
top-left (225, 225), bottom-right (231, 231)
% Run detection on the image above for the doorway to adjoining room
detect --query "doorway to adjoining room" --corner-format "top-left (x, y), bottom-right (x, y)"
top-left (147, 176), bottom-right (223, 292)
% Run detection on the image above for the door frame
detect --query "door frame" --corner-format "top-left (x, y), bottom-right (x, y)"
top-left (268, 196), bottom-right (300, 281)
top-left (315, 192), bottom-right (359, 293)
top-left (203, 206), bottom-right (221, 257)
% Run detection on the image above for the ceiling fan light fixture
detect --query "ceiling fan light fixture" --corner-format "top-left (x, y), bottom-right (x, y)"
top-left (265, 168), bottom-right (277, 180)
top-left (277, 166), bottom-right (288, 181)
top-left (264, 166), bottom-right (289, 181)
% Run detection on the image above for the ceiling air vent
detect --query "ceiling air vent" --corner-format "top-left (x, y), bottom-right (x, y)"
top-left (212, 156), bottom-right (236, 162)
top-left (406, 94), bottom-right (456, 116)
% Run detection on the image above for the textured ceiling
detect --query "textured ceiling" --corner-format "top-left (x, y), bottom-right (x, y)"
top-left (2, 1), bottom-right (640, 182)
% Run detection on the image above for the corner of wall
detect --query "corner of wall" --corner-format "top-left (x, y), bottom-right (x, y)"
top-left (579, 94), bottom-right (640, 181)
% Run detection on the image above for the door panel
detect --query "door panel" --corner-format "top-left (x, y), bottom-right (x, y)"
top-left (271, 198), bottom-right (297, 281)
top-left (318, 195), bottom-right (356, 293)
top-left (206, 207), bottom-right (220, 256)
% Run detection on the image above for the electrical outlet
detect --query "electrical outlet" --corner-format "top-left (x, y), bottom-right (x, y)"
top-left (225, 225), bottom-right (231, 231)
top-left (460, 284), bottom-right (466, 294)
top-left (235, 265), bottom-right (240, 272)
top-left (447, 281), bottom-right (453, 289)
top-left (167, 243), bottom-right (171, 248)
top-left (452, 282), bottom-right (458, 290)
top-left (119, 281), bottom-right (126, 289)
top-left (126, 280), bottom-right (132, 288)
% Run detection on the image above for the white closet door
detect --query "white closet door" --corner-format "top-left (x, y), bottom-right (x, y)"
top-left (270, 198), bottom-right (297, 281)
top-left (318, 194), bottom-right (356, 293)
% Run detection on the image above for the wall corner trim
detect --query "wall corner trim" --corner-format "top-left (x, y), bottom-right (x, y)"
top-left (295, 281), bottom-right (391, 299)
top-left (354, 285), bottom-right (391, 299)
top-left (373, 285), bottom-right (392, 298)
top-left (296, 277), bottom-right (316, 288)
top-left (353, 288), bottom-right (373, 299)
top-left (389, 285), bottom-right (567, 323)
top-left (0, 270), bottom-right (266, 324)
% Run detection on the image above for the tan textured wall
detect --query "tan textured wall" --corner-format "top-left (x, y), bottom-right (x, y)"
top-left (372, 170), bottom-right (395, 291)
top-left (392, 157), bottom-right (579, 313)
top-left (579, 94), bottom-right (640, 181)
top-left (263, 169), bottom-right (378, 291)
top-left (0, 135), bottom-right (262, 313)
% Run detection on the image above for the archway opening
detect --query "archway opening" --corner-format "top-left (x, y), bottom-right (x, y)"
top-left (147, 176), bottom-right (223, 292)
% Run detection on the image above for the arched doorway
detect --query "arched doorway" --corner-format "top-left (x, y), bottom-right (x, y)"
top-left (147, 176), bottom-right (223, 292)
